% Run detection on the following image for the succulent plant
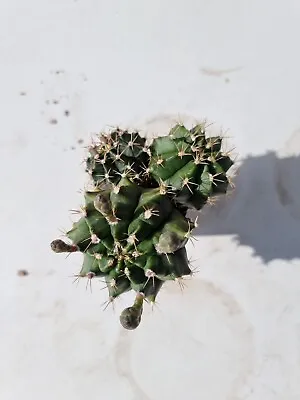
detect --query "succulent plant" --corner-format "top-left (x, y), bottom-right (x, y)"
top-left (86, 128), bottom-right (153, 187)
top-left (51, 122), bottom-right (235, 329)
top-left (148, 124), bottom-right (234, 210)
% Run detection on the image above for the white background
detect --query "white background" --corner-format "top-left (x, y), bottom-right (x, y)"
top-left (1, 1), bottom-right (300, 399)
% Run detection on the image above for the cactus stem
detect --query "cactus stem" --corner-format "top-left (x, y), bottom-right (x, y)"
top-left (119, 292), bottom-right (144, 330)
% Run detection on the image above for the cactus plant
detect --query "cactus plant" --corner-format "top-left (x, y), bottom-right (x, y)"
top-left (148, 124), bottom-right (234, 210)
top-left (51, 122), bottom-right (235, 329)
top-left (86, 128), bottom-right (153, 187)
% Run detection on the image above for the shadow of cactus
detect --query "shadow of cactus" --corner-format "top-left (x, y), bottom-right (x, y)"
top-left (189, 151), bottom-right (300, 263)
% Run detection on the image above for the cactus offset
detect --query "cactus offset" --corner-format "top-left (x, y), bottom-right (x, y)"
top-left (51, 122), bottom-right (235, 329)
top-left (86, 128), bottom-right (153, 187)
top-left (148, 123), bottom-right (234, 210)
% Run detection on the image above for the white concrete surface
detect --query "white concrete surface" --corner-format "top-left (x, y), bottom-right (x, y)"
top-left (1, 1), bottom-right (300, 399)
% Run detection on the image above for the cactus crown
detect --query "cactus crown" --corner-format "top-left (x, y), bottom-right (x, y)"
top-left (51, 123), bottom-right (235, 329)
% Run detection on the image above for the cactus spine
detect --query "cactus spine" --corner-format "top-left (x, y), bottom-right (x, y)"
top-left (51, 123), bottom-right (235, 329)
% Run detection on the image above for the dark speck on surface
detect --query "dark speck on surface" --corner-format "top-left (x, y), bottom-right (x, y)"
top-left (19, 91), bottom-right (26, 96)
top-left (70, 146), bottom-right (76, 150)
top-left (77, 138), bottom-right (84, 144)
top-left (64, 110), bottom-right (70, 117)
top-left (49, 118), bottom-right (58, 125)
top-left (17, 269), bottom-right (29, 277)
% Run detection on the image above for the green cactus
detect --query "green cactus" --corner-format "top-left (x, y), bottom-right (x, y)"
top-left (51, 177), bottom-right (193, 329)
top-left (86, 128), bottom-right (153, 187)
top-left (51, 121), bottom-right (235, 329)
top-left (148, 123), bottom-right (234, 210)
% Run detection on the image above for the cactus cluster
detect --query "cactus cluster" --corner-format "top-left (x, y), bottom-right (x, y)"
top-left (51, 123), bottom-right (234, 329)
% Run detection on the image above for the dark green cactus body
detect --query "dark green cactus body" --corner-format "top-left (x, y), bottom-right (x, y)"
top-left (51, 121), bottom-right (235, 329)
top-left (62, 177), bottom-right (192, 305)
top-left (149, 124), bottom-right (234, 210)
top-left (86, 128), bottom-right (152, 187)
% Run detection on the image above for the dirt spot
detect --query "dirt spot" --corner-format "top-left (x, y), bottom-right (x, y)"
top-left (17, 269), bottom-right (29, 277)
top-left (64, 110), bottom-right (70, 117)
top-left (19, 91), bottom-right (27, 96)
top-left (49, 118), bottom-right (58, 125)
top-left (70, 146), bottom-right (76, 150)
top-left (77, 138), bottom-right (84, 144)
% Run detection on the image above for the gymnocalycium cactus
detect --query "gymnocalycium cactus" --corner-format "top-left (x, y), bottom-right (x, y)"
top-left (51, 123), bottom-right (235, 329)
top-left (149, 124), bottom-right (234, 210)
